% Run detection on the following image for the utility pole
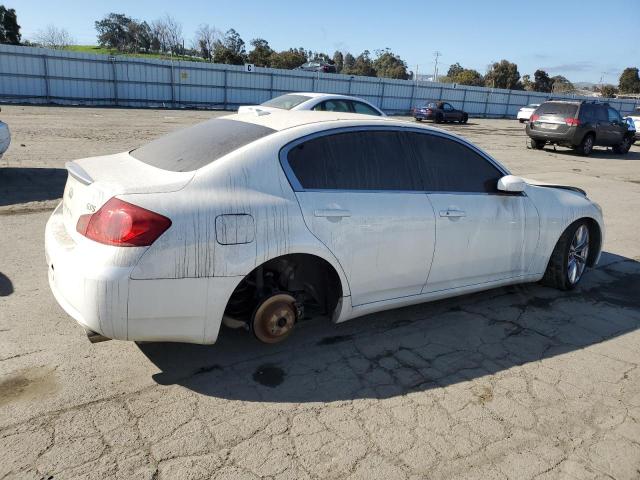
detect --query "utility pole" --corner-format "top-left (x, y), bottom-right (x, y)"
top-left (433, 51), bottom-right (441, 82)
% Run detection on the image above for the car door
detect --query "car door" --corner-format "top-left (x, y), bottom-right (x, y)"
top-left (403, 131), bottom-right (539, 292)
top-left (282, 129), bottom-right (436, 306)
top-left (605, 107), bottom-right (625, 146)
top-left (442, 103), bottom-right (455, 121)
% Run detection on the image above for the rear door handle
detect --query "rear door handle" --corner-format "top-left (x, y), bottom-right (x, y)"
top-left (314, 209), bottom-right (352, 218)
top-left (439, 209), bottom-right (466, 218)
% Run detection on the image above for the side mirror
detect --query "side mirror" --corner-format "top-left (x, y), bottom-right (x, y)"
top-left (497, 175), bottom-right (526, 193)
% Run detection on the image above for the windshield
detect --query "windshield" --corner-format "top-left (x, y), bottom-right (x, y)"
top-left (131, 118), bottom-right (276, 172)
top-left (536, 102), bottom-right (579, 117)
top-left (261, 94), bottom-right (312, 110)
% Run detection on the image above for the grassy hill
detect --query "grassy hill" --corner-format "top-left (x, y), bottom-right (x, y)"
top-left (63, 45), bottom-right (206, 63)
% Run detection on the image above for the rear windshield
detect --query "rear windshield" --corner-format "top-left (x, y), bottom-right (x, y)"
top-left (420, 103), bottom-right (437, 108)
top-left (261, 94), bottom-right (312, 110)
top-left (536, 102), bottom-right (578, 117)
top-left (131, 118), bottom-right (276, 172)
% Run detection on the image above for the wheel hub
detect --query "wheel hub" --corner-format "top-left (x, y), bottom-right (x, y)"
top-left (252, 294), bottom-right (297, 344)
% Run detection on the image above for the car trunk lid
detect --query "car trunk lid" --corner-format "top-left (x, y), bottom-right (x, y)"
top-left (62, 152), bottom-right (194, 239)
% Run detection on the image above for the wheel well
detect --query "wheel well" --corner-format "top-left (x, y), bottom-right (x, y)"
top-left (582, 217), bottom-right (602, 267)
top-left (224, 254), bottom-right (343, 324)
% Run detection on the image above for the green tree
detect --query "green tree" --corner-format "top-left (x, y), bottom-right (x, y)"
top-left (485, 60), bottom-right (521, 89)
top-left (95, 13), bottom-right (132, 51)
top-left (332, 51), bottom-right (344, 73)
top-left (551, 75), bottom-right (574, 93)
top-left (0, 6), bottom-right (21, 44)
top-left (213, 29), bottom-right (246, 65)
top-left (343, 52), bottom-right (356, 73)
top-left (533, 69), bottom-right (553, 92)
top-left (247, 38), bottom-right (273, 67)
top-left (269, 48), bottom-right (307, 69)
top-left (447, 62), bottom-right (464, 79)
top-left (344, 50), bottom-right (376, 77)
top-left (522, 74), bottom-right (534, 91)
top-left (455, 69), bottom-right (484, 86)
top-left (618, 67), bottom-right (640, 93)
top-left (599, 84), bottom-right (618, 98)
top-left (373, 49), bottom-right (409, 79)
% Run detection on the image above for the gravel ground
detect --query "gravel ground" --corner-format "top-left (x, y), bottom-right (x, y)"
top-left (1, 105), bottom-right (639, 480)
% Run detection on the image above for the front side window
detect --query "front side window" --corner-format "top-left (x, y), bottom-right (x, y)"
top-left (404, 132), bottom-right (503, 193)
top-left (352, 102), bottom-right (381, 116)
top-left (286, 130), bottom-right (421, 191)
top-left (443, 103), bottom-right (454, 111)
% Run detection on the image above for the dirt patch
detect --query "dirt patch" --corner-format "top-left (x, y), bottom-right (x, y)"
top-left (0, 366), bottom-right (58, 407)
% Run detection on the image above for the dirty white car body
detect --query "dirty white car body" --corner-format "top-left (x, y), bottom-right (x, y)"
top-left (516, 104), bottom-right (541, 123)
top-left (238, 92), bottom-right (386, 116)
top-left (624, 107), bottom-right (640, 142)
top-left (45, 111), bottom-right (604, 345)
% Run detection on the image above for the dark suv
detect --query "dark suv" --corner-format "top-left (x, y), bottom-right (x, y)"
top-left (525, 100), bottom-right (634, 155)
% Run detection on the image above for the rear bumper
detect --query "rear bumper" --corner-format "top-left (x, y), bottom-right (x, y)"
top-left (46, 203), bottom-right (132, 340)
top-left (526, 124), bottom-right (579, 145)
top-left (45, 203), bottom-right (239, 344)
top-left (414, 111), bottom-right (434, 120)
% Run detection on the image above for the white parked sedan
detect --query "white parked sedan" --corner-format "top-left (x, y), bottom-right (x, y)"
top-left (45, 111), bottom-right (603, 345)
top-left (517, 103), bottom-right (541, 123)
top-left (238, 92), bottom-right (386, 116)
top-left (624, 106), bottom-right (640, 142)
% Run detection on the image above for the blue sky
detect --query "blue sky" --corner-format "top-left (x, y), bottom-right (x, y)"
top-left (10, 0), bottom-right (639, 84)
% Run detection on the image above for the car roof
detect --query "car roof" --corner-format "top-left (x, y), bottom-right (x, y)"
top-left (289, 92), bottom-right (373, 102)
top-left (228, 110), bottom-right (392, 130)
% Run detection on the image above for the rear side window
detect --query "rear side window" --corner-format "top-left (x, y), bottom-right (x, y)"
top-left (261, 94), bottom-right (311, 110)
top-left (608, 107), bottom-right (622, 122)
top-left (352, 102), bottom-right (381, 116)
top-left (536, 102), bottom-right (578, 117)
top-left (287, 130), bottom-right (421, 191)
top-left (131, 118), bottom-right (276, 172)
top-left (404, 132), bottom-right (503, 192)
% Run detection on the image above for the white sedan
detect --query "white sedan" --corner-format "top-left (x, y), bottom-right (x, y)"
top-left (238, 92), bottom-right (386, 116)
top-left (45, 111), bottom-right (603, 345)
top-left (517, 103), bottom-right (541, 123)
top-left (624, 106), bottom-right (640, 142)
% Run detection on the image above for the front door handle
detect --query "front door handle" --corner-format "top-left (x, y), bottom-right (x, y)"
top-left (439, 209), bottom-right (466, 218)
top-left (314, 209), bottom-right (352, 218)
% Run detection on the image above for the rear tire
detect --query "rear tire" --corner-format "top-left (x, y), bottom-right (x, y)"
top-left (541, 221), bottom-right (590, 291)
top-left (461, 114), bottom-right (468, 124)
top-left (530, 138), bottom-right (545, 150)
top-left (434, 113), bottom-right (443, 124)
top-left (612, 136), bottom-right (632, 154)
top-left (415, 118), bottom-right (423, 122)
top-left (519, 119), bottom-right (525, 123)
top-left (576, 133), bottom-right (594, 156)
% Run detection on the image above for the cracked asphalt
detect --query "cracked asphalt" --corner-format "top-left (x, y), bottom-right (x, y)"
top-left (1, 106), bottom-right (640, 479)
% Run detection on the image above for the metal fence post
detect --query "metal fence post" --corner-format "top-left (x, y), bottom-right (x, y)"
top-left (223, 69), bottom-right (228, 110)
top-left (170, 63), bottom-right (175, 108)
top-left (438, 85), bottom-right (443, 100)
top-left (504, 90), bottom-right (512, 118)
top-left (379, 80), bottom-right (386, 110)
top-left (483, 90), bottom-right (490, 118)
top-left (409, 82), bottom-right (416, 110)
top-left (42, 54), bottom-right (50, 103)
top-left (110, 57), bottom-right (118, 106)
top-left (461, 88), bottom-right (467, 113)
top-left (269, 72), bottom-right (274, 99)
top-left (348, 76), bottom-right (353, 95)
top-left (312, 75), bottom-right (316, 92)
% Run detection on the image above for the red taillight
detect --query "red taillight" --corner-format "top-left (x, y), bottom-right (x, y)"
top-left (76, 197), bottom-right (171, 247)
top-left (565, 117), bottom-right (580, 126)
top-left (530, 114), bottom-right (540, 122)
top-left (426, 108), bottom-right (433, 113)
